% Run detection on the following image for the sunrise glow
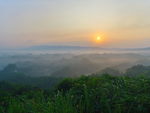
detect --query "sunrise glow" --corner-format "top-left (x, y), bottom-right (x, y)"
top-left (95, 36), bottom-right (101, 43)
top-left (0, 0), bottom-right (150, 48)
top-left (96, 36), bottom-right (101, 41)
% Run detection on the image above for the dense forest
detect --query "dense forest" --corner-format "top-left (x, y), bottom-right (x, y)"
top-left (1, 64), bottom-right (150, 113)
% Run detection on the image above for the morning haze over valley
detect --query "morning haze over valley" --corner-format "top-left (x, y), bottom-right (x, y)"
top-left (0, 0), bottom-right (150, 113)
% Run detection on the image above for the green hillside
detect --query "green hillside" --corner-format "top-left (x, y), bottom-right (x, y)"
top-left (1, 74), bottom-right (150, 113)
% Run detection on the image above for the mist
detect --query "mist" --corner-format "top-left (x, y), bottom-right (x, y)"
top-left (0, 46), bottom-right (150, 77)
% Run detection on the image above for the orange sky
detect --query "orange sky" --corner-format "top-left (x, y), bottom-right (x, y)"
top-left (0, 0), bottom-right (150, 48)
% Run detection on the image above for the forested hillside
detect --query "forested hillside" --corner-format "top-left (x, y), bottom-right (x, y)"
top-left (0, 74), bottom-right (150, 113)
top-left (1, 64), bottom-right (150, 113)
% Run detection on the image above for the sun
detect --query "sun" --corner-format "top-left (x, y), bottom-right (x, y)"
top-left (96, 36), bottom-right (101, 41)
top-left (91, 33), bottom-right (106, 44)
top-left (95, 36), bottom-right (102, 43)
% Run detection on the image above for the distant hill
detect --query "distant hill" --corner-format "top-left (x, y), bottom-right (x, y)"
top-left (21, 45), bottom-right (150, 51)
top-left (1, 63), bottom-right (150, 89)
top-left (24, 45), bottom-right (103, 51)
top-left (1, 45), bottom-right (150, 52)
top-left (126, 47), bottom-right (150, 51)
top-left (0, 64), bottom-right (63, 89)
top-left (138, 47), bottom-right (150, 50)
top-left (125, 64), bottom-right (150, 76)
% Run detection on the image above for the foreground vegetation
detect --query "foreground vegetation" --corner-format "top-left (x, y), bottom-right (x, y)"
top-left (0, 74), bottom-right (150, 113)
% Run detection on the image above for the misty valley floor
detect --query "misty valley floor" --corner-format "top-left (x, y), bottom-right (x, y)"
top-left (0, 53), bottom-right (150, 113)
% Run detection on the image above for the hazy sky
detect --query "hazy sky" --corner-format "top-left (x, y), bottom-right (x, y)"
top-left (0, 0), bottom-right (150, 48)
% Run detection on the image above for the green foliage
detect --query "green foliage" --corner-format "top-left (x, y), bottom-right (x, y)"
top-left (125, 65), bottom-right (150, 76)
top-left (1, 75), bottom-right (150, 113)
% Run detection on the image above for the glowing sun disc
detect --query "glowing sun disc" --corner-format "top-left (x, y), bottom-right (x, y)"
top-left (96, 36), bottom-right (101, 41)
